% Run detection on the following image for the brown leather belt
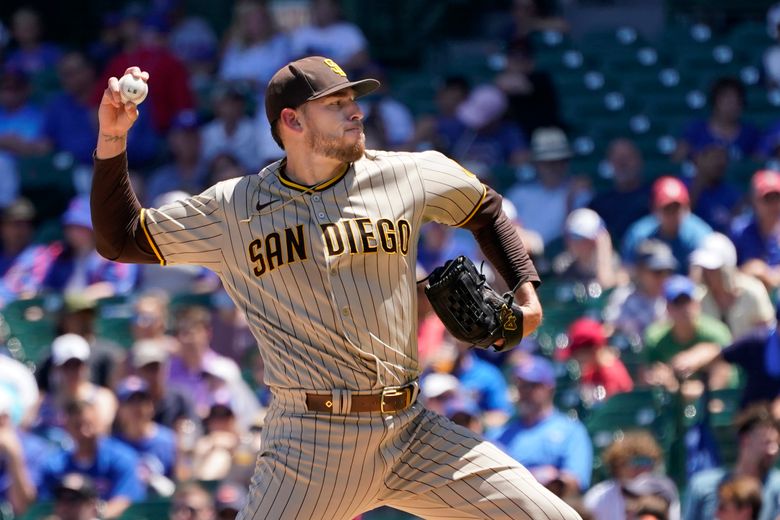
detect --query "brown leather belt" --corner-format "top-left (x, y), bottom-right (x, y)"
top-left (306, 382), bottom-right (418, 414)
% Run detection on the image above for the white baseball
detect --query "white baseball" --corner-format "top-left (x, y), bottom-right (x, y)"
top-left (118, 73), bottom-right (148, 105)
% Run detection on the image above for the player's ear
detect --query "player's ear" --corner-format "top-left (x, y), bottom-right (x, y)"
top-left (280, 108), bottom-right (303, 132)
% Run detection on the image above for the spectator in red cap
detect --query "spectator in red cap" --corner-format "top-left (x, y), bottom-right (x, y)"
top-left (731, 169), bottom-right (780, 291)
top-left (622, 176), bottom-right (712, 272)
top-left (564, 318), bottom-right (633, 400)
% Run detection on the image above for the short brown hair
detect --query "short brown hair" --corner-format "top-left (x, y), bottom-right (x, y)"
top-left (735, 402), bottom-right (777, 438)
top-left (718, 476), bottom-right (762, 519)
top-left (174, 305), bottom-right (212, 330)
top-left (602, 430), bottom-right (663, 476)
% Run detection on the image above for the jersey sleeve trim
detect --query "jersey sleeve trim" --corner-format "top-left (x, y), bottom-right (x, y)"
top-left (140, 208), bottom-right (166, 266)
top-left (454, 184), bottom-right (487, 228)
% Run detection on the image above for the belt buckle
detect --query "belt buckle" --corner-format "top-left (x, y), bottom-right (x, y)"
top-left (381, 384), bottom-right (410, 414)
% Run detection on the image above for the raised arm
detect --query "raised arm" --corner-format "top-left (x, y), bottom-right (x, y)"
top-left (91, 67), bottom-right (159, 264)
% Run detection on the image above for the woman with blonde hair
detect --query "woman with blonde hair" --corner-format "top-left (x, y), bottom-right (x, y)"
top-left (584, 430), bottom-right (681, 520)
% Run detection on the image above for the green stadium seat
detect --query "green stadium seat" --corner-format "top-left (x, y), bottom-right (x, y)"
top-left (117, 498), bottom-right (173, 520)
top-left (94, 295), bottom-right (135, 349)
top-left (18, 153), bottom-right (77, 222)
top-left (585, 388), bottom-right (682, 483)
top-left (17, 501), bottom-right (54, 520)
top-left (3, 295), bottom-right (61, 364)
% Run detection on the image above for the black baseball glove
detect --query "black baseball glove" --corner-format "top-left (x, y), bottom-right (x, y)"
top-left (423, 256), bottom-right (524, 351)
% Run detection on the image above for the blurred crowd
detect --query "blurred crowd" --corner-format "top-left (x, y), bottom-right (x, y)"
top-left (4, 0), bottom-right (780, 519)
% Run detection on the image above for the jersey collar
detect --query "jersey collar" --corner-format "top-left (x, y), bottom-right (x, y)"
top-left (275, 159), bottom-right (351, 192)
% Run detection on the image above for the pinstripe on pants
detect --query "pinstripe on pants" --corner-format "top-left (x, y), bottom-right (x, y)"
top-left (238, 390), bottom-right (582, 520)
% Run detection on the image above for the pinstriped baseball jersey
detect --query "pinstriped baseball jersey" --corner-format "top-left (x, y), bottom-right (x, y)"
top-left (141, 149), bottom-right (485, 391)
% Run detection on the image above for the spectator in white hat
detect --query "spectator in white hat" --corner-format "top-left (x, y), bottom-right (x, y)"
top-left (36, 334), bottom-right (117, 436)
top-left (690, 232), bottom-right (775, 340)
top-left (507, 127), bottom-right (592, 245)
top-left (551, 208), bottom-right (625, 290)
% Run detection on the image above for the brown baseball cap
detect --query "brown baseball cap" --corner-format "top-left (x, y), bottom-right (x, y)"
top-left (265, 56), bottom-right (380, 124)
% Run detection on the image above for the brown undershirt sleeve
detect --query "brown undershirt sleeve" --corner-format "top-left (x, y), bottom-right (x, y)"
top-left (90, 151), bottom-right (160, 264)
top-left (461, 185), bottom-right (541, 290)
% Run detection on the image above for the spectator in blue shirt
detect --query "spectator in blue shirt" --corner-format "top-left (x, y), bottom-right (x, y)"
top-left (622, 176), bottom-right (712, 272)
top-left (488, 355), bottom-right (593, 495)
top-left (0, 195), bottom-right (138, 306)
top-left (686, 144), bottom-right (744, 233)
top-left (588, 138), bottom-right (652, 245)
top-left (672, 76), bottom-right (761, 162)
top-left (112, 376), bottom-right (177, 485)
top-left (731, 169), bottom-right (780, 291)
top-left (684, 403), bottom-right (780, 520)
top-left (40, 399), bottom-right (145, 518)
top-left (4, 8), bottom-right (62, 78)
top-left (39, 50), bottom-right (158, 168)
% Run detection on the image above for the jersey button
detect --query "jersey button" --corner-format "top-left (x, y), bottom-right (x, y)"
top-left (341, 307), bottom-right (350, 317)
top-left (312, 195), bottom-right (321, 202)
top-left (330, 267), bottom-right (337, 275)
top-left (318, 212), bottom-right (326, 219)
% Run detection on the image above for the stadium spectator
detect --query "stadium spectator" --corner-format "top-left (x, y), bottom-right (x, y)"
top-left (0, 195), bottom-right (138, 306)
top-left (0, 66), bottom-right (46, 204)
top-left (4, 7), bottom-right (62, 77)
top-left (0, 352), bottom-right (39, 427)
top-left (715, 476), bottom-right (763, 520)
top-left (507, 127), bottom-right (591, 245)
top-left (551, 208), bottom-right (624, 290)
top-left (672, 77), bottom-right (760, 162)
top-left (130, 291), bottom-right (177, 350)
top-left (35, 334), bottom-right (118, 437)
top-left (170, 481), bottom-right (215, 520)
top-left (218, 0), bottom-right (292, 92)
top-left (40, 50), bottom-right (158, 168)
top-left (496, 38), bottom-right (563, 138)
top-left (97, 4), bottom-right (195, 133)
top-left (622, 176), bottom-right (712, 272)
top-left (437, 83), bottom-right (527, 178)
top-left (584, 430), bottom-right (679, 520)
top-left (488, 355), bottom-right (593, 495)
top-left (33, 294), bottom-right (127, 392)
top-left (690, 232), bottom-right (775, 340)
top-left (623, 473), bottom-right (679, 520)
top-left (684, 403), bottom-right (780, 520)
top-left (641, 275), bottom-right (734, 394)
top-left (47, 473), bottom-right (100, 520)
top-left (214, 481), bottom-right (247, 520)
top-left (0, 197), bottom-right (35, 277)
top-left (144, 110), bottom-right (208, 205)
top-left (686, 144), bottom-right (744, 233)
top-left (356, 65), bottom-right (415, 150)
top-left (428, 338), bottom-right (512, 427)
top-left (130, 338), bottom-right (198, 432)
top-left (112, 376), bottom-right (177, 493)
top-left (87, 11), bottom-right (123, 72)
top-left (168, 305), bottom-right (243, 419)
top-left (764, 3), bottom-right (780, 89)
top-left (562, 318), bottom-right (634, 400)
top-left (406, 75), bottom-right (470, 153)
top-left (604, 239), bottom-right (677, 343)
top-left (39, 399), bottom-right (145, 518)
top-left (731, 169), bottom-right (780, 290)
top-left (201, 81), bottom-right (262, 172)
top-left (588, 138), bottom-right (652, 245)
top-left (289, 0), bottom-right (370, 72)
top-left (0, 386), bottom-right (41, 516)
top-left (504, 0), bottom-right (570, 41)
top-left (191, 390), bottom-right (242, 481)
